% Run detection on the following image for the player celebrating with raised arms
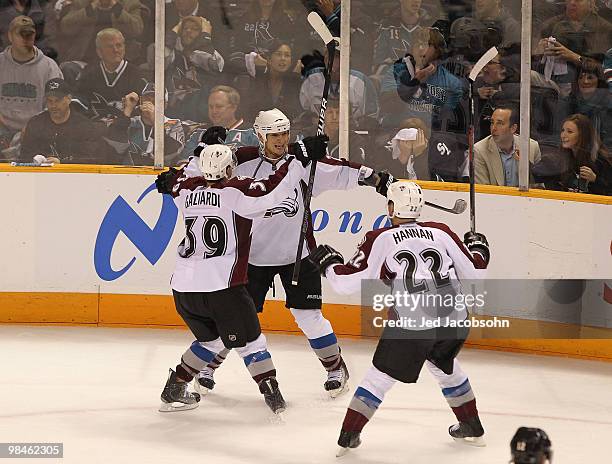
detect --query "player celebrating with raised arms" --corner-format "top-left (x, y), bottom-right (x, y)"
top-left (223, 108), bottom-right (391, 398)
top-left (309, 181), bottom-right (490, 454)
top-left (159, 141), bottom-right (327, 415)
top-left (157, 108), bottom-right (393, 399)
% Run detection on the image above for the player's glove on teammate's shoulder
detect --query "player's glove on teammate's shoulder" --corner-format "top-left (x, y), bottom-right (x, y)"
top-left (288, 134), bottom-right (329, 167)
top-left (309, 244), bottom-right (344, 276)
top-left (155, 167), bottom-right (180, 194)
top-left (464, 231), bottom-right (490, 266)
top-left (376, 171), bottom-right (396, 197)
top-left (201, 126), bottom-right (227, 145)
top-left (359, 169), bottom-right (397, 197)
top-left (193, 126), bottom-right (228, 157)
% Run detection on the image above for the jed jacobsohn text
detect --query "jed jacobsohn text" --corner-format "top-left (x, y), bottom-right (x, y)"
top-left (372, 291), bottom-right (486, 312)
top-left (372, 315), bottom-right (510, 329)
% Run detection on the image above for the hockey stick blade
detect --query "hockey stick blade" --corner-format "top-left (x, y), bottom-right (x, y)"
top-left (307, 11), bottom-right (336, 45)
top-left (468, 47), bottom-right (499, 82)
top-left (425, 199), bottom-right (467, 214)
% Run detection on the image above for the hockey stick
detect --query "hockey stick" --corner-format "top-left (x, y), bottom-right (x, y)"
top-left (291, 12), bottom-right (338, 286)
top-left (425, 199), bottom-right (467, 214)
top-left (467, 46), bottom-right (498, 233)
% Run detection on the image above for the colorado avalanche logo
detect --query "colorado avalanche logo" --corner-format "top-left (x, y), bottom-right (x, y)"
top-left (264, 188), bottom-right (299, 218)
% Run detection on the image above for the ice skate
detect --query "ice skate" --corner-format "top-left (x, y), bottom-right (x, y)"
top-left (258, 377), bottom-right (286, 414)
top-left (325, 359), bottom-right (349, 398)
top-left (449, 416), bottom-right (486, 447)
top-left (159, 369), bottom-right (201, 412)
top-left (336, 430), bottom-right (361, 457)
top-left (193, 366), bottom-right (215, 395)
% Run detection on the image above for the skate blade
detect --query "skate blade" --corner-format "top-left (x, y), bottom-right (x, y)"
top-left (452, 435), bottom-right (486, 447)
top-left (268, 409), bottom-right (285, 424)
top-left (336, 447), bottom-right (350, 457)
top-left (328, 382), bottom-right (350, 399)
top-left (158, 401), bottom-right (199, 413)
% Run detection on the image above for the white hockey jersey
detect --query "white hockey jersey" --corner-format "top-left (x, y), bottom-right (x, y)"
top-left (184, 146), bottom-right (373, 266)
top-left (169, 158), bottom-right (305, 292)
top-left (326, 221), bottom-right (488, 329)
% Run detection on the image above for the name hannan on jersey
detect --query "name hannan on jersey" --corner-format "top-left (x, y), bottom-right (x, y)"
top-left (392, 227), bottom-right (434, 244)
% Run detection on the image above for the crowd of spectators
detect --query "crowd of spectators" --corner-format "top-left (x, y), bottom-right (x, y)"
top-left (0, 0), bottom-right (610, 195)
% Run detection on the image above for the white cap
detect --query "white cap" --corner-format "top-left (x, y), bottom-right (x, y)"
top-left (199, 144), bottom-right (236, 181)
top-left (387, 180), bottom-right (424, 219)
top-left (253, 108), bottom-right (290, 151)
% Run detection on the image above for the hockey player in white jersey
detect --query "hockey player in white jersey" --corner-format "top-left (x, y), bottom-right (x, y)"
top-left (159, 142), bottom-right (326, 414)
top-left (309, 181), bottom-right (490, 453)
top-left (160, 108), bottom-right (394, 399)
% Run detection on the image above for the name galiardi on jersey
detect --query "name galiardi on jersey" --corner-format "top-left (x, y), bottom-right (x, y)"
top-left (185, 190), bottom-right (221, 209)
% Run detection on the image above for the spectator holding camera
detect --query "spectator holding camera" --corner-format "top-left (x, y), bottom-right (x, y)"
top-left (548, 113), bottom-right (612, 195)
top-left (120, 83), bottom-right (186, 166)
top-left (560, 57), bottom-right (611, 148)
top-left (535, 0), bottom-right (612, 95)
top-left (474, 105), bottom-right (542, 187)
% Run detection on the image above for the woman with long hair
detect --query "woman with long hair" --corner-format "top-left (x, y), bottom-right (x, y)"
top-left (557, 114), bottom-right (611, 195)
top-left (561, 58), bottom-right (611, 148)
top-left (245, 39), bottom-right (302, 122)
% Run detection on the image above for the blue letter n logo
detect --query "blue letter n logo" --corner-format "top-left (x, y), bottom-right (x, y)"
top-left (94, 184), bottom-right (178, 281)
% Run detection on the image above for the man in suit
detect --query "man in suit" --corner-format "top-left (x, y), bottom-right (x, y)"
top-left (474, 105), bottom-right (541, 186)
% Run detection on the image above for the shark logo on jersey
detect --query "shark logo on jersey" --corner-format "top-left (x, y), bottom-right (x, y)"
top-left (88, 93), bottom-right (124, 123)
top-left (264, 188), bottom-right (299, 218)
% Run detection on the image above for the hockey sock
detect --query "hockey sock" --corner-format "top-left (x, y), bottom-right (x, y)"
top-left (426, 360), bottom-right (479, 422)
top-left (235, 334), bottom-right (277, 383)
top-left (179, 338), bottom-right (226, 381)
top-left (205, 348), bottom-right (230, 372)
top-left (290, 308), bottom-right (341, 371)
top-left (341, 366), bottom-right (396, 433)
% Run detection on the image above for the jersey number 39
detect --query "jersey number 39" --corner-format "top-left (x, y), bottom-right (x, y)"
top-left (179, 216), bottom-right (228, 259)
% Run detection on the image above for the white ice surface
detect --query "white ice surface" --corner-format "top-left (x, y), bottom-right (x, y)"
top-left (0, 326), bottom-right (611, 463)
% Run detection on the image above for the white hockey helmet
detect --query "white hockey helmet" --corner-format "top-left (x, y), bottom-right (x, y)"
top-left (199, 144), bottom-right (236, 181)
top-left (387, 181), bottom-right (424, 219)
top-left (253, 108), bottom-right (290, 149)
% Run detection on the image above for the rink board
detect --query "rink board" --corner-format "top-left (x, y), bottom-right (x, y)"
top-left (1, 166), bottom-right (611, 360)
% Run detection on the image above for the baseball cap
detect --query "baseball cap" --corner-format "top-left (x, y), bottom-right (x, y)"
top-left (45, 78), bottom-right (71, 98)
top-left (9, 16), bottom-right (36, 36)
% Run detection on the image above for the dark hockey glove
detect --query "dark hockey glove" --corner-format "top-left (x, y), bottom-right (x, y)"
top-left (200, 126), bottom-right (227, 145)
top-left (464, 231), bottom-right (490, 266)
top-left (288, 134), bottom-right (329, 167)
top-left (309, 244), bottom-right (344, 276)
top-left (375, 171), bottom-right (396, 197)
top-left (155, 167), bottom-right (179, 194)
